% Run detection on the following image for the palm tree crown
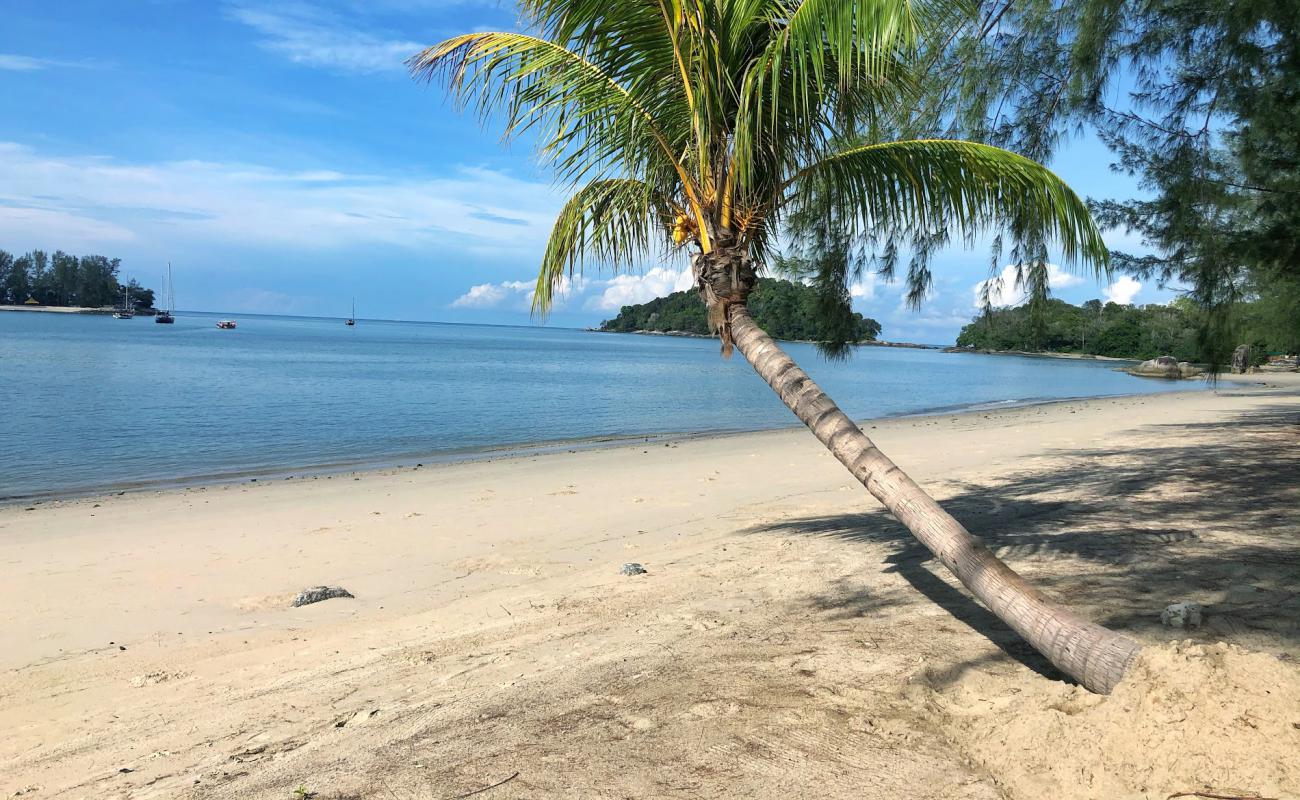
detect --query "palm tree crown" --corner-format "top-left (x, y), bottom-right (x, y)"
top-left (412, 0), bottom-right (1108, 331)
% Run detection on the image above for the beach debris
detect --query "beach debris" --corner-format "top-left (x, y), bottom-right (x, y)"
top-left (1161, 602), bottom-right (1203, 628)
top-left (448, 771), bottom-right (520, 799)
top-left (291, 586), bottom-right (355, 607)
top-left (620, 562), bottom-right (647, 576)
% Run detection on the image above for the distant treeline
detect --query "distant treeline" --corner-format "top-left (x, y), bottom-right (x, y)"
top-left (955, 297), bottom-right (1294, 361)
top-left (0, 249), bottom-right (154, 309)
top-left (600, 277), bottom-right (882, 343)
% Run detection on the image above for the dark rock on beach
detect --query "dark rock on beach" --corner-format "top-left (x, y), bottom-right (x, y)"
top-left (291, 586), bottom-right (355, 607)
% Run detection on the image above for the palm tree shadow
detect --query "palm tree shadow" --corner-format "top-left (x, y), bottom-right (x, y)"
top-left (884, 550), bottom-right (1066, 683)
top-left (746, 404), bottom-right (1300, 685)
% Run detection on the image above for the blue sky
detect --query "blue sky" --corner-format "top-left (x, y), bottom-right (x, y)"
top-left (0, 1), bottom-right (1165, 343)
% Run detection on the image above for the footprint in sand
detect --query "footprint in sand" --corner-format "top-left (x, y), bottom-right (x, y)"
top-left (549, 485), bottom-right (579, 496)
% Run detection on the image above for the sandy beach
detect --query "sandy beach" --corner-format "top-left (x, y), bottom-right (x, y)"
top-left (2, 375), bottom-right (1298, 799)
top-left (0, 305), bottom-right (112, 314)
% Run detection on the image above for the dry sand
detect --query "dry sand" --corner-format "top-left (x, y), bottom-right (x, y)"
top-left (2, 374), bottom-right (1298, 799)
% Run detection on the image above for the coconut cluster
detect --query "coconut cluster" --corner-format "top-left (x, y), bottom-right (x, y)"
top-left (671, 213), bottom-right (696, 245)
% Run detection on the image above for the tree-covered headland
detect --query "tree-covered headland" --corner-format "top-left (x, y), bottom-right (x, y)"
top-left (600, 278), bottom-right (881, 344)
top-left (955, 297), bottom-right (1282, 363)
top-left (929, 0), bottom-right (1300, 366)
top-left (0, 249), bottom-right (154, 309)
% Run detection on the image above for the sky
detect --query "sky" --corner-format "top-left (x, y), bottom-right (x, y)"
top-left (0, 1), bottom-right (1168, 344)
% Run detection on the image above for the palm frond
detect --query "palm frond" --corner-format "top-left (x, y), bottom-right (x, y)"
top-left (730, 0), bottom-right (971, 234)
top-left (409, 33), bottom-right (696, 202)
top-left (786, 139), bottom-right (1110, 293)
top-left (535, 178), bottom-right (676, 316)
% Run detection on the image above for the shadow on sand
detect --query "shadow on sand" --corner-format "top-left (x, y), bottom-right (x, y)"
top-left (746, 403), bottom-right (1300, 684)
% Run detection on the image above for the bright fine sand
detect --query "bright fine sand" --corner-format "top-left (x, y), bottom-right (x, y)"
top-left (2, 374), bottom-right (1298, 800)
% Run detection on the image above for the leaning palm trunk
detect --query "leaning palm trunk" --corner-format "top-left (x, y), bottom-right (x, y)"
top-left (729, 304), bottom-right (1142, 694)
top-left (416, 0), bottom-right (1141, 693)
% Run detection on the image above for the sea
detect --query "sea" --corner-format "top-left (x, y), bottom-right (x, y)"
top-left (0, 310), bottom-right (1202, 500)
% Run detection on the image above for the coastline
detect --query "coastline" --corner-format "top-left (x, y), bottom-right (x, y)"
top-left (943, 345), bottom-right (1140, 362)
top-left (2, 373), bottom-right (1297, 798)
top-left (591, 327), bottom-right (941, 349)
top-left (1, 381), bottom-right (1212, 506)
top-left (0, 303), bottom-right (159, 316)
top-left (0, 304), bottom-right (94, 314)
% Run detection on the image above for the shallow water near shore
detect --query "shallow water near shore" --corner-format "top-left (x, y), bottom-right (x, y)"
top-left (0, 310), bottom-right (1200, 499)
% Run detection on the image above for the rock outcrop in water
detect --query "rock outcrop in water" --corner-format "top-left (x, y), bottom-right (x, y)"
top-left (1127, 356), bottom-right (1204, 379)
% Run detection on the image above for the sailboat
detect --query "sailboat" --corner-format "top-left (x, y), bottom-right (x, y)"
top-left (155, 262), bottom-right (175, 324)
top-left (345, 298), bottom-right (355, 326)
top-left (112, 286), bottom-right (134, 319)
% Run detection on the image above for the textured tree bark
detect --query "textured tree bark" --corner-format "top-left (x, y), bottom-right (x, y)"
top-left (729, 303), bottom-right (1141, 694)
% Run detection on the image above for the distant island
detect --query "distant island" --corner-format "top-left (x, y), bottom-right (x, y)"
top-left (599, 277), bottom-right (882, 344)
top-left (0, 248), bottom-right (155, 311)
top-left (954, 297), bottom-right (1289, 362)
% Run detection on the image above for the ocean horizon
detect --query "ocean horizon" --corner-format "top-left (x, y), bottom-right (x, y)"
top-left (0, 309), bottom-right (1200, 501)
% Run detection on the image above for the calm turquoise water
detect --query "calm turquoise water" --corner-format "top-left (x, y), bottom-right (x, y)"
top-left (0, 310), bottom-right (1199, 500)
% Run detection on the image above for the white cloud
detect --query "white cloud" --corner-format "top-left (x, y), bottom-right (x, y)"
top-left (226, 3), bottom-right (425, 73)
top-left (0, 54), bottom-right (51, 71)
top-left (0, 54), bottom-right (91, 71)
top-left (1103, 275), bottom-right (1142, 305)
top-left (848, 276), bottom-right (875, 300)
top-left (450, 275), bottom-right (589, 310)
top-left (972, 263), bottom-right (1085, 309)
top-left (450, 268), bottom-right (694, 314)
top-left (451, 280), bottom-right (531, 308)
top-left (0, 205), bottom-right (137, 248)
top-left (585, 266), bottom-right (695, 311)
top-left (0, 141), bottom-right (561, 254)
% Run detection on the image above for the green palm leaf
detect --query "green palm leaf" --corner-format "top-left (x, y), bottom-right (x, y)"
top-left (787, 138), bottom-right (1110, 274)
top-left (409, 33), bottom-right (696, 198)
top-left (534, 178), bottom-right (678, 316)
top-left (412, 1), bottom-right (1107, 314)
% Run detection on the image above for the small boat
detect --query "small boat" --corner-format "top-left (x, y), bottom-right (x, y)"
top-left (112, 286), bottom-right (134, 319)
top-left (155, 262), bottom-right (176, 324)
top-left (345, 298), bottom-right (355, 326)
top-left (216, 320), bottom-right (237, 329)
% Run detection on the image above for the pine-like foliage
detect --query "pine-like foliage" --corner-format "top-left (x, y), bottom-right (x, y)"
top-left (931, 0), bottom-right (1300, 362)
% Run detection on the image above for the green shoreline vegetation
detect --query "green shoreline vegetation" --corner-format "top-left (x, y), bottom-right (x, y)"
top-left (955, 296), bottom-right (1294, 363)
top-left (0, 249), bottom-right (155, 310)
top-left (599, 278), bottom-right (881, 344)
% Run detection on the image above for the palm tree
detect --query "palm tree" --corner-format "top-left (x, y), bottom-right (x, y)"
top-left (412, 0), bottom-right (1141, 693)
